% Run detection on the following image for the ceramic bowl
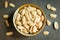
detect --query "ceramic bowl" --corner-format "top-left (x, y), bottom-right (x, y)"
top-left (13, 4), bottom-right (46, 36)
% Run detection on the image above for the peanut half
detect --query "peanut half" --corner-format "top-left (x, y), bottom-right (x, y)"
top-left (46, 20), bottom-right (51, 26)
top-left (50, 7), bottom-right (56, 11)
top-left (3, 14), bottom-right (9, 19)
top-left (9, 3), bottom-right (15, 7)
top-left (5, 20), bottom-right (9, 27)
top-left (43, 31), bottom-right (49, 35)
top-left (5, 1), bottom-right (8, 8)
top-left (50, 14), bottom-right (57, 18)
top-left (6, 32), bottom-right (13, 36)
top-left (47, 4), bottom-right (51, 9)
top-left (54, 22), bottom-right (59, 30)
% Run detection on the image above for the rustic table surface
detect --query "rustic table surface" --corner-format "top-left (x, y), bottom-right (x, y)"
top-left (0, 0), bottom-right (60, 40)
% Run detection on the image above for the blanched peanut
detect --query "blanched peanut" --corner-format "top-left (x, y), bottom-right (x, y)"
top-left (54, 22), bottom-right (59, 30)
top-left (28, 21), bottom-right (35, 27)
top-left (27, 7), bottom-right (31, 12)
top-left (23, 24), bottom-right (30, 30)
top-left (50, 7), bottom-right (56, 11)
top-left (32, 26), bottom-right (38, 33)
top-left (38, 21), bottom-right (42, 29)
top-left (50, 14), bottom-right (57, 18)
top-left (36, 23), bottom-right (38, 28)
top-left (28, 12), bottom-right (32, 19)
top-left (6, 32), bottom-right (13, 36)
top-left (21, 9), bottom-right (26, 16)
top-left (46, 20), bottom-right (51, 26)
top-left (43, 31), bottom-right (49, 35)
top-left (22, 16), bottom-right (27, 25)
top-left (5, 20), bottom-right (9, 27)
top-left (32, 7), bottom-right (36, 10)
top-left (9, 3), bottom-right (15, 7)
top-left (15, 21), bottom-right (21, 26)
top-left (25, 9), bottom-right (29, 14)
top-left (17, 26), bottom-right (25, 31)
top-left (34, 16), bottom-right (41, 23)
top-left (18, 26), bottom-right (29, 33)
top-left (5, 1), bottom-right (8, 8)
top-left (25, 13), bottom-right (30, 21)
top-left (22, 28), bottom-right (29, 34)
top-left (41, 15), bottom-right (44, 21)
top-left (28, 6), bottom-right (33, 11)
top-left (47, 4), bottom-right (51, 9)
top-left (29, 26), bottom-right (33, 33)
top-left (31, 10), bottom-right (37, 17)
top-left (24, 7), bottom-right (27, 10)
top-left (27, 6), bottom-right (36, 11)
top-left (37, 9), bottom-right (42, 16)
top-left (3, 14), bottom-right (9, 19)
top-left (19, 9), bottom-right (23, 13)
top-left (16, 13), bottom-right (20, 21)
top-left (31, 17), bottom-right (35, 21)
top-left (36, 21), bottom-right (42, 29)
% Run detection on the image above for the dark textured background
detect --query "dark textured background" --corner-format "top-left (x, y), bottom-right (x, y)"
top-left (0, 0), bottom-right (60, 40)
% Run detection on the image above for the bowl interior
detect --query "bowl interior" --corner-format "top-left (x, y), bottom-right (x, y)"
top-left (13, 4), bottom-right (46, 36)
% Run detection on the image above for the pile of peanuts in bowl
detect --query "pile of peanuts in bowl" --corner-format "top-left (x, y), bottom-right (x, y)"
top-left (13, 4), bottom-right (45, 36)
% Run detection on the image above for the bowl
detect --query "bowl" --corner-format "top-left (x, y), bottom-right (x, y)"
top-left (13, 4), bottom-right (46, 36)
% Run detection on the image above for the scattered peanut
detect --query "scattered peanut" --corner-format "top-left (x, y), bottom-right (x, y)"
top-left (5, 1), bottom-right (8, 8)
top-left (5, 20), bottom-right (9, 27)
top-left (43, 31), bottom-right (49, 35)
top-left (50, 7), bottom-right (56, 11)
top-left (9, 3), bottom-right (15, 7)
top-left (46, 20), bottom-right (51, 26)
top-left (54, 22), bottom-right (59, 30)
top-left (47, 4), bottom-right (51, 9)
top-left (6, 32), bottom-right (13, 36)
top-left (50, 14), bottom-right (57, 18)
top-left (3, 14), bottom-right (9, 19)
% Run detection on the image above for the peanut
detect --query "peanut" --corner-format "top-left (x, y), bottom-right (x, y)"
top-left (43, 31), bottom-right (49, 35)
top-left (50, 14), bottom-right (57, 18)
top-left (54, 22), bottom-right (59, 30)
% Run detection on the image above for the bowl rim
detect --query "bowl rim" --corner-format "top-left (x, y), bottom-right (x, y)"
top-left (13, 4), bottom-right (46, 36)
